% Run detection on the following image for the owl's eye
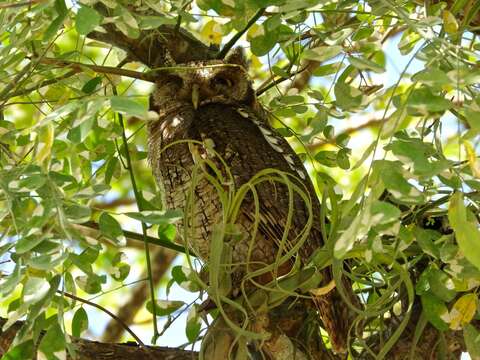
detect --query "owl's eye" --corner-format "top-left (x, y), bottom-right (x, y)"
top-left (163, 75), bottom-right (183, 88)
top-left (212, 75), bottom-right (233, 88)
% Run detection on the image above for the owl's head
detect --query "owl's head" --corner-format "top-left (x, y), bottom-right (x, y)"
top-left (151, 48), bottom-right (256, 114)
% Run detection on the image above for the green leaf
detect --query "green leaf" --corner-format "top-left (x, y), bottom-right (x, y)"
top-left (110, 252), bottom-right (130, 282)
top-left (64, 204), bottom-right (91, 223)
top-left (22, 277), bottom-right (50, 305)
top-left (75, 274), bottom-right (104, 294)
top-left (158, 223), bottom-right (176, 243)
top-left (99, 213), bottom-right (126, 245)
top-left (0, 262), bottom-right (22, 296)
top-left (348, 56), bottom-right (385, 73)
top-left (1, 340), bottom-right (34, 360)
top-left (138, 16), bottom-right (177, 29)
top-left (421, 292), bottom-right (449, 331)
top-left (18, 174), bottom-right (46, 190)
top-left (76, 6), bottom-right (103, 35)
top-left (334, 82), bottom-right (366, 110)
top-left (110, 96), bottom-right (147, 118)
top-left (81, 77), bottom-right (103, 94)
top-left (314, 151), bottom-right (337, 167)
top-left (125, 209), bottom-right (183, 225)
top-left (428, 268), bottom-right (456, 302)
top-left (186, 305), bottom-right (202, 342)
top-left (464, 324), bottom-right (480, 358)
top-left (312, 62), bottom-right (345, 77)
top-left (146, 299), bottom-right (184, 316)
top-left (412, 68), bottom-right (450, 87)
top-left (16, 235), bottom-right (45, 254)
top-left (372, 160), bottom-right (422, 201)
top-left (171, 266), bottom-right (200, 292)
top-left (448, 192), bottom-right (480, 271)
top-left (370, 201), bottom-right (401, 225)
top-left (43, 15), bottom-right (65, 41)
top-left (303, 45), bottom-right (343, 62)
top-left (104, 157), bottom-right (120, 185)
top-left (38, 322), bottom-right (66, 357)
top-left (249, 28), bottom-right (277, 56)
top-left (271, 65), bottom-right (290, 78)
top-left (415, 228), bottom-right (441, 258)
top-left (72, 307), bottom-right (89, 337)
top-left (407, 87), bottom-right (452, 114)
top-left (336, 149), bottom-right (350, 170)
top-left (276, 95), bottom-right (304, 105)
top-left (55, 0), bottom-right (68, 16)
top-left (26, 252), bottom-right (68, 271)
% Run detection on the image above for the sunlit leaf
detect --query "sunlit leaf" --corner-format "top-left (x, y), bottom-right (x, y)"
top-left (449, 192), bottom-right (480, 271)
top-left (146, 299), bottom-right (184, 316)
top-left (110, 96), bottom-right (148, 118)
top-left (348, 56), bottom-right (385, 73)
top-left (125, 210), bottom-right (183, 225)
top-left (76, 6), bottom-right (103, 35)
top-left (303, 45), bottom-right (343, 62)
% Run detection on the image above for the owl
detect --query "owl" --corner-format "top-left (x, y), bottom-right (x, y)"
top-left (147, 49), bottom-right (350, 354)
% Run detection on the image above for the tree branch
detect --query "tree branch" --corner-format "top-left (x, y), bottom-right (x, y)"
top-left (60, 292), bottom-right (144, 346)
top-left (0, 317), bottom-right (198, 360)
top-left (87, 4), bottom-right (217, 68)
top-left (34, 58), bottom-right (155, 82)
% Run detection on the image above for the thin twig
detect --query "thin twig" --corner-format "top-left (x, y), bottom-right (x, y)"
top-left (5, 69), bottom-right (78, 100)
top-left (33, 57), bottom-right (156, 82)
top-left (216, 7), bottom-right (266, 59)
top-left (77, 220), bottom-right (188, 254)
top-left (0, 61), bottom-right (33, 102)
top-left (114, 87), bottom-right (160, 343)
top-left (256, 65), bottom-right (310, 96)
top-left (60, 291), bottom-right (145, 346)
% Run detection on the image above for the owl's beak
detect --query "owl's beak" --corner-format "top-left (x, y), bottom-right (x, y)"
top-left (191, 83), bottom-right (200, 110)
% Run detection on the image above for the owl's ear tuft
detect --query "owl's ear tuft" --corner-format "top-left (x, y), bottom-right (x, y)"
top-left (224, 47), bottom-right (248, 70)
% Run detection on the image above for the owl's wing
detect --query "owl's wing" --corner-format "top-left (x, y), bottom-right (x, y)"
top-left (192, 104), bottom-right (324, 262)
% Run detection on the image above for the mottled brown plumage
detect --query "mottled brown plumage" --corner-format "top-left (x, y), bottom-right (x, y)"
top-left (147, 49), bottom-right (350, 354)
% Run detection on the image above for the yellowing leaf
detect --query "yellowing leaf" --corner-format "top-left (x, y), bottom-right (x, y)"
top-left (200, 20), bottom-right (222, 45)
top-left (443, 10), bottom-right (459, 34)
top-left (36, 123), bottom-right (54, 167)
top-left (449, 293), bottom-right (477, 330)
top-left (247, 23), bottom-right (264, 40)
top-left (464, 141), bottom-right (480, 178)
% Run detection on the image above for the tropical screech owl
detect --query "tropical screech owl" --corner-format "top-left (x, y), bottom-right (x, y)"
top-left (147, 49), bottom-right (350, 353)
